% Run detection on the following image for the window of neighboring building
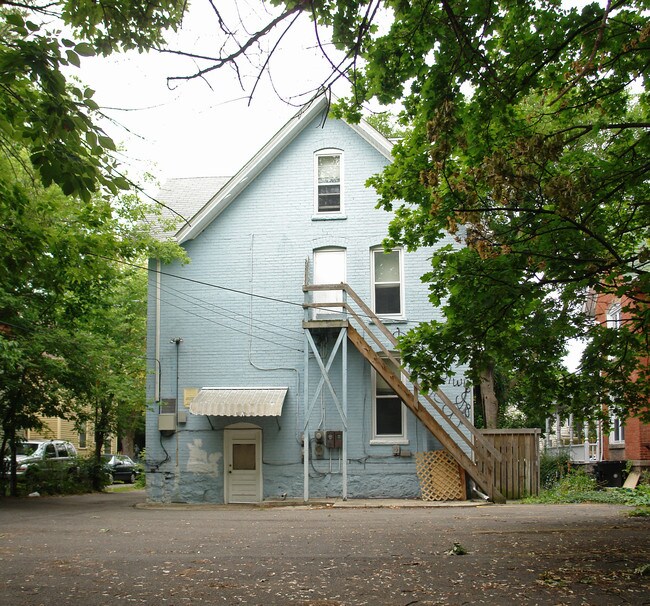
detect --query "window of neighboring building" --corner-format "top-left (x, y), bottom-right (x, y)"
top-left (371, 248), bottom-right (404, 317)
top-left (610, 414), bottom-right (625, 444)
top-left (605, 304), bottom-right (625, 445)
top-left (371, 355), bottom-right (407, 443)
top-left (78, 423), bottom-right (87, 449)
top-left (315, 150), bottom-right (343, 214)
top-left (606, 302), bottom-right (622, 329)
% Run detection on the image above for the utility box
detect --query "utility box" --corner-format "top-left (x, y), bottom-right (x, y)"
top-left (596, 460), bottom-right (626, 487)
top-left (325, 430), bottom-right (343, 449)
top-left (177, 410), bottom-right (188, 424)
top-left (158, 413), bottom-right (176, 432)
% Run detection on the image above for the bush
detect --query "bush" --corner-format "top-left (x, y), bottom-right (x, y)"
top-left (133, 470), bottom-right (146, 489)
top-left (555, 468), bottom-right (598, 493)
top-left (75, 455), bottom-right (113, 491)
top-left (18, 455), bottom-right (112, 496)
top-left (525, 470), bottom-right (650, 506)
top-left (539, 451), bottom-right (571, 489)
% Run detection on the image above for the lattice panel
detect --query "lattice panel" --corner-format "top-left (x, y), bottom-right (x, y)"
top-left (415, 450), bottom-right (467, 501)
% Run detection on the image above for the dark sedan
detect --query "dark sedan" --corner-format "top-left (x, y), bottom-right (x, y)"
top-left (102, 454), bottom-right (140, 484)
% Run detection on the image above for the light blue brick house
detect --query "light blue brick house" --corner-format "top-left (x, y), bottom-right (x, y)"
top-left (146, 95), bottom-right (502, 504)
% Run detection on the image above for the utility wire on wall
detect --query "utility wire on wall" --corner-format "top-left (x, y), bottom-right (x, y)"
top-left (157, 282), bottom-right (303, 343)
top-left (156, 295), bottom-right (304, 353)
top-left (90, 253), bottom-right (386, 325)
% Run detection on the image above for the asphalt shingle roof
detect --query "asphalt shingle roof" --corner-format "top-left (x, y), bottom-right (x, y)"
top-left (148, 176), bottom-right (230, 240)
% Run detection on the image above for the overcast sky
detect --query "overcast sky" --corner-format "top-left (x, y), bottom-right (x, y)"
top-left (79, 1), bottom-right (343, 190)
top-left (78, 0), bottom-right (595, 193)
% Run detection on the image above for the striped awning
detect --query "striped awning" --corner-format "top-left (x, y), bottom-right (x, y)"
top-left (189, 387), bottom-right (288, 417)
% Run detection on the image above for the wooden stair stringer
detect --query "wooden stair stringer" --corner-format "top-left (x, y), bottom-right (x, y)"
top-left (347, 325), bottom-right (503, 501)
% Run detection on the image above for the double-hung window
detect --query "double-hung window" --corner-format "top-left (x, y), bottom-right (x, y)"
top-left (312, 247), bottom-right (346, 318)
top-left (315, 150), bottom-right (343, 214)
top-left (372, 355), bottom-right (407, 443)
top-left (371, 248), bottom-right (404, 317)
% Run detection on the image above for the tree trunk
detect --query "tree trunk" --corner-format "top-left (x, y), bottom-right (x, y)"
top-left (480, 363), bottom-right (499, 429)
top-left (121, 431), bottom-right (135, 458)
top-left (2, 422), bottom-right (19, 497)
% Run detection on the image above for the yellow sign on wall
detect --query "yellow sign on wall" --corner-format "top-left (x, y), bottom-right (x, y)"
top-left (184, 388), bottom-right (199, 408)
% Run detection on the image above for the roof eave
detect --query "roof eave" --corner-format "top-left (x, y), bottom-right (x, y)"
top-left (348, 119), bottom-right (394, 160)
top-left (174, 96), bottom-right (394, 244)
top-left (176, 96), bottom-right (330, 244)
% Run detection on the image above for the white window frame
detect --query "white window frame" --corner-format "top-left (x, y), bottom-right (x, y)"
top-left (605, 302), bottom-right (625, 445)
top-left (609, 413), bottom-right (625, 444)
top-left (370, 354), bottom-right (408, 444)
top-left (606, 302), bottom-right (622, 329)
top-left (371, 247), bottom-right (405, 319)
top-left (312, 247), bottom-right (346, 318)
top-left (314, 149), bottom-right (344, 215)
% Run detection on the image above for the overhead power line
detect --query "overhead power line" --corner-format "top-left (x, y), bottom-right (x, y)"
top-left (92, 254), bottom-right (305, 309)
top-left (157, 295), bottom-right (303, 353)
top-left (158, 282), bottom-right (304, 340)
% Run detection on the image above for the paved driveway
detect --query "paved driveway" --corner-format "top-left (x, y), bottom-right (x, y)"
top-left (1, 491), bottom-right (648, 605)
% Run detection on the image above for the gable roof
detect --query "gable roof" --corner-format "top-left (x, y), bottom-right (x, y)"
top-left (171, 94), bottom-right (394, 244)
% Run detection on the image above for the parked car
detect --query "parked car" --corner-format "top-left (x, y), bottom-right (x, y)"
top-left (3, 440), bottom-right (78, 477)
top-left (102, 454), bottom-right (140, 484)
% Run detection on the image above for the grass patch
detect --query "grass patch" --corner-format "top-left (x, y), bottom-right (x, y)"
top-left (524, 468), bottom-right (650, 507)
top-left (106, 483), bottom-right (143, 493)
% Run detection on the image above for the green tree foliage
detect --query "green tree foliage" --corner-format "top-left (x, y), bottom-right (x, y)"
top-left (0, 1), bottom-right (185, 201)
top-left (0, 150), bottom-right (177, 494)
top-left (0, 0), bottom-right (188, 494)
top-left (63, 264), bottom-right (150, 490)
top-left (196, 0), bottom-right (648, 425)
top-left (321, 0), bottom-right (648, 425)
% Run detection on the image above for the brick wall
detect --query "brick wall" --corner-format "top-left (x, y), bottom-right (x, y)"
top-left (594, 293), bottom-right (650, 463)
top-left (146, 112), bottom-right (470, 502)
top-left (623, 417), bottom-right (650, 461)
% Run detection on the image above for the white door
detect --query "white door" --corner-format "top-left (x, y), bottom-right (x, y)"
top-left (224, 427), bottom-right (262, 503)
top-left (313, 248), bottom-right (346, 317)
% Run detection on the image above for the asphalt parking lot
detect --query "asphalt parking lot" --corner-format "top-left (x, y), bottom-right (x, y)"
top-left (1, 490), bottom-right (648, 605)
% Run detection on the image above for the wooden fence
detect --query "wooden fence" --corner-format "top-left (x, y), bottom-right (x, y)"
top-left (480, 429), bottom-right (541, 499)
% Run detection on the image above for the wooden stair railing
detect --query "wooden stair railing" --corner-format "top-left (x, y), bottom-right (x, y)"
top-left (303, 282), bottom-right (505, 503)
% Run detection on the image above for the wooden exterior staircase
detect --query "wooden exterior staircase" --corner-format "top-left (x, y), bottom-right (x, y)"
top-left (303, 281), bottom-right (505, 503)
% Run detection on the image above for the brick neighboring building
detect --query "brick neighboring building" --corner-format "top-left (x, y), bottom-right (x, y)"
top-left (596, 293), bottom-right (650, 471)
